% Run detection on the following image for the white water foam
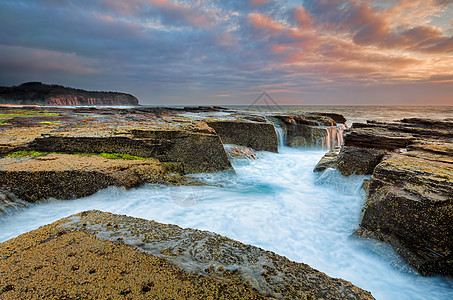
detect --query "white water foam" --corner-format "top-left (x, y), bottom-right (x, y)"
top-left (0, 148), bottom-right (452, 299)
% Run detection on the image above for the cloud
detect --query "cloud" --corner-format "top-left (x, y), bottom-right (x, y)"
top-left (248, 12), bottom-right (286, 34)
top-left (303, 0), bottom-right (453, 54)
top-left (0, 0), bottom-right (452, 104)
top-left (250, 0), bottom-right (270, 7)
top-left (0, 45), bottom-right (99, 75)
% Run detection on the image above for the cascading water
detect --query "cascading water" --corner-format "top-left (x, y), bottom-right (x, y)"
top-left (263, 116), bottom-right (286, 150)
top-left (1, 149), bottom-right (452, 300)
top-left (323, 124), bottom-right (346, 149)
top-left (0, 191), bottom-right (28, 215)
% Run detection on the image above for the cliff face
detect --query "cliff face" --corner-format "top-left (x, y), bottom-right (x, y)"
top-left (0, 82), bottom-right (139, 106)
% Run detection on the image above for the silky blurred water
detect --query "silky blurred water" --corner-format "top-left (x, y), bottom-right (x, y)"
top-left (1, 148), bottom-right (452, 300)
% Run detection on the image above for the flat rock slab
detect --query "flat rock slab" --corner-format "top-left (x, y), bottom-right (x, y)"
top-left (0, 226), bottom-right (264, 299)
top-left (0, 210), bottom-right (374, 299)
top-left (0, 154), bottom-right (171, 202)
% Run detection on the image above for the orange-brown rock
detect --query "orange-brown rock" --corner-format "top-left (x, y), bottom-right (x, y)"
top-left (0, 210), bottom-right (375, 299)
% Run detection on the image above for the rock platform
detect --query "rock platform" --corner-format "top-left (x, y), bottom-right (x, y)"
top-left (315, 118), bottom-right (453, 276)
top-left (0, 210), bottom-right (375, 299)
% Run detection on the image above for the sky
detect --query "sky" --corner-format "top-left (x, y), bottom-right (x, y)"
top-left (0, 0), bottom-right (452, 105)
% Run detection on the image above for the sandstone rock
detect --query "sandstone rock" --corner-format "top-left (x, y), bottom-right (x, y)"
top-left (224, 145), bottom-right (258, 159)
top-left (344, 127), bottom-right (415, 150)
top-left (0, 210), bottom-right (374, 299)
top-left (27, 130), bottom-right (232, 174)
top-left (206, 120), bottom-right (278, 152)
top-left (313, 147), bottom-right (341, 172)
top-left (0, 154), bottom-right (172, 202)
top-left (332, 118), bottom-right (453, 276)
top-left (336, 146), bottom-right (386, 176)
top-left (0, 218), bottom-right (265, 299)
top-left (311, 112), bottom-right (347, 124)
top-left (358, 153), bottom-right (453, 275)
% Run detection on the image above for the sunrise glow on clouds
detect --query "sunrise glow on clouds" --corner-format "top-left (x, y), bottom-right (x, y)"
top-left (0, 0), bottom-right (452, 105)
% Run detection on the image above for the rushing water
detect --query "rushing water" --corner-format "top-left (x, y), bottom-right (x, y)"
top-left (1, 147), bottom-right (452, 300)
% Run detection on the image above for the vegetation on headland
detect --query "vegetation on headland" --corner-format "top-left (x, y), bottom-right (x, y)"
top-left (0, 82), bottom-right (139, 106)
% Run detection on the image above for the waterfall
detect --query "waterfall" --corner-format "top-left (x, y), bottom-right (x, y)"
top-left (263, 116), bottom-right (286, 151)
top-left (322, 124), bottom-right (346, 149)
top-left (0, 191), bottom-right (28, 215)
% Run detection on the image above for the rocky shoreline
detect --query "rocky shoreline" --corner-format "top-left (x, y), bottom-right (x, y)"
top-left (0, 210), bottom-right (374, 299)
top-left (1, 105), bottom-right (451, 298)
top-left (314, 118), bottom-right (453, 276)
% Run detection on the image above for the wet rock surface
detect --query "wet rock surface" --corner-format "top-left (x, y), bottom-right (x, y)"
top-left (316, 118), bottom-right (453, 276)
top-left (358, 151), bottom-right (453, 275)
top-left (313, 147), bottom-right (341, 172)
top-left (0, 210), bottom-right (374, 299)
top-left (206, 120), bottom-right (278, 152)
top-left (0, 154), bottom-right (180, 202)
top-left (224, 144), bottom-right (258, 159)
top-left (0, 217), bottom-right (265, 299)
top-left (336, 146), bottom-right (386, 176)
top-left (0, 106), bottom-right (346, 203)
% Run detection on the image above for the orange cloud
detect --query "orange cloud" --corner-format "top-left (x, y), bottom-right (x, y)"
top-left (271, 44), bottom-right (289, 53)
top-left (248, 13), bottom-right (286, 34)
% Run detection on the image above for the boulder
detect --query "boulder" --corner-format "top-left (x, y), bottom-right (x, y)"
top-left (206, 120), bottom-right (278, 152)
top-left (0, 210), bottom-right (375, 299)
top-left (358, 152), bottom-right (453, 275)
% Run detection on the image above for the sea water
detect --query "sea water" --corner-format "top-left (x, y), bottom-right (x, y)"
top-left (1, 148), bottom-right (452, 300)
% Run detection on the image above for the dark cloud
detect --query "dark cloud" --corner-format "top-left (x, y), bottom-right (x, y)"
top-left (0, 0), bottom-right (451, 105)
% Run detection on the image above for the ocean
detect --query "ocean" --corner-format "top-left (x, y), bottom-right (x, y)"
top-left (229, 105), bottom-right (453, 126)
top-left (1, 105), bottom-right (452, 299)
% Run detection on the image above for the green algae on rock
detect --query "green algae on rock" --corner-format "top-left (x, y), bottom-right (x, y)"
top-left (358, 153), bottom-right (453, 276)
top-left (0, 154), bottom-right (176, 202)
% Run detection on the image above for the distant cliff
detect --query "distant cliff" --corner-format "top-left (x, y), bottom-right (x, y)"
top-left (0, 82), bottom-right (139, 106)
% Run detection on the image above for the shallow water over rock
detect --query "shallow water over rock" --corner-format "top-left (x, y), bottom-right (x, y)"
top-left (1, 148), bottom-right (452, 299)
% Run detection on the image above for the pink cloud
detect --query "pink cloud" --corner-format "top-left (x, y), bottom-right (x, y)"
top-left (292, 6), bottom-right (313, 29)
top-left (248, 13), bottom-right (286, 34)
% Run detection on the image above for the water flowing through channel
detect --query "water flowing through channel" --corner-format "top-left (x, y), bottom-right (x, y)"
top-left (1, 147), bottom-right (452, 299)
